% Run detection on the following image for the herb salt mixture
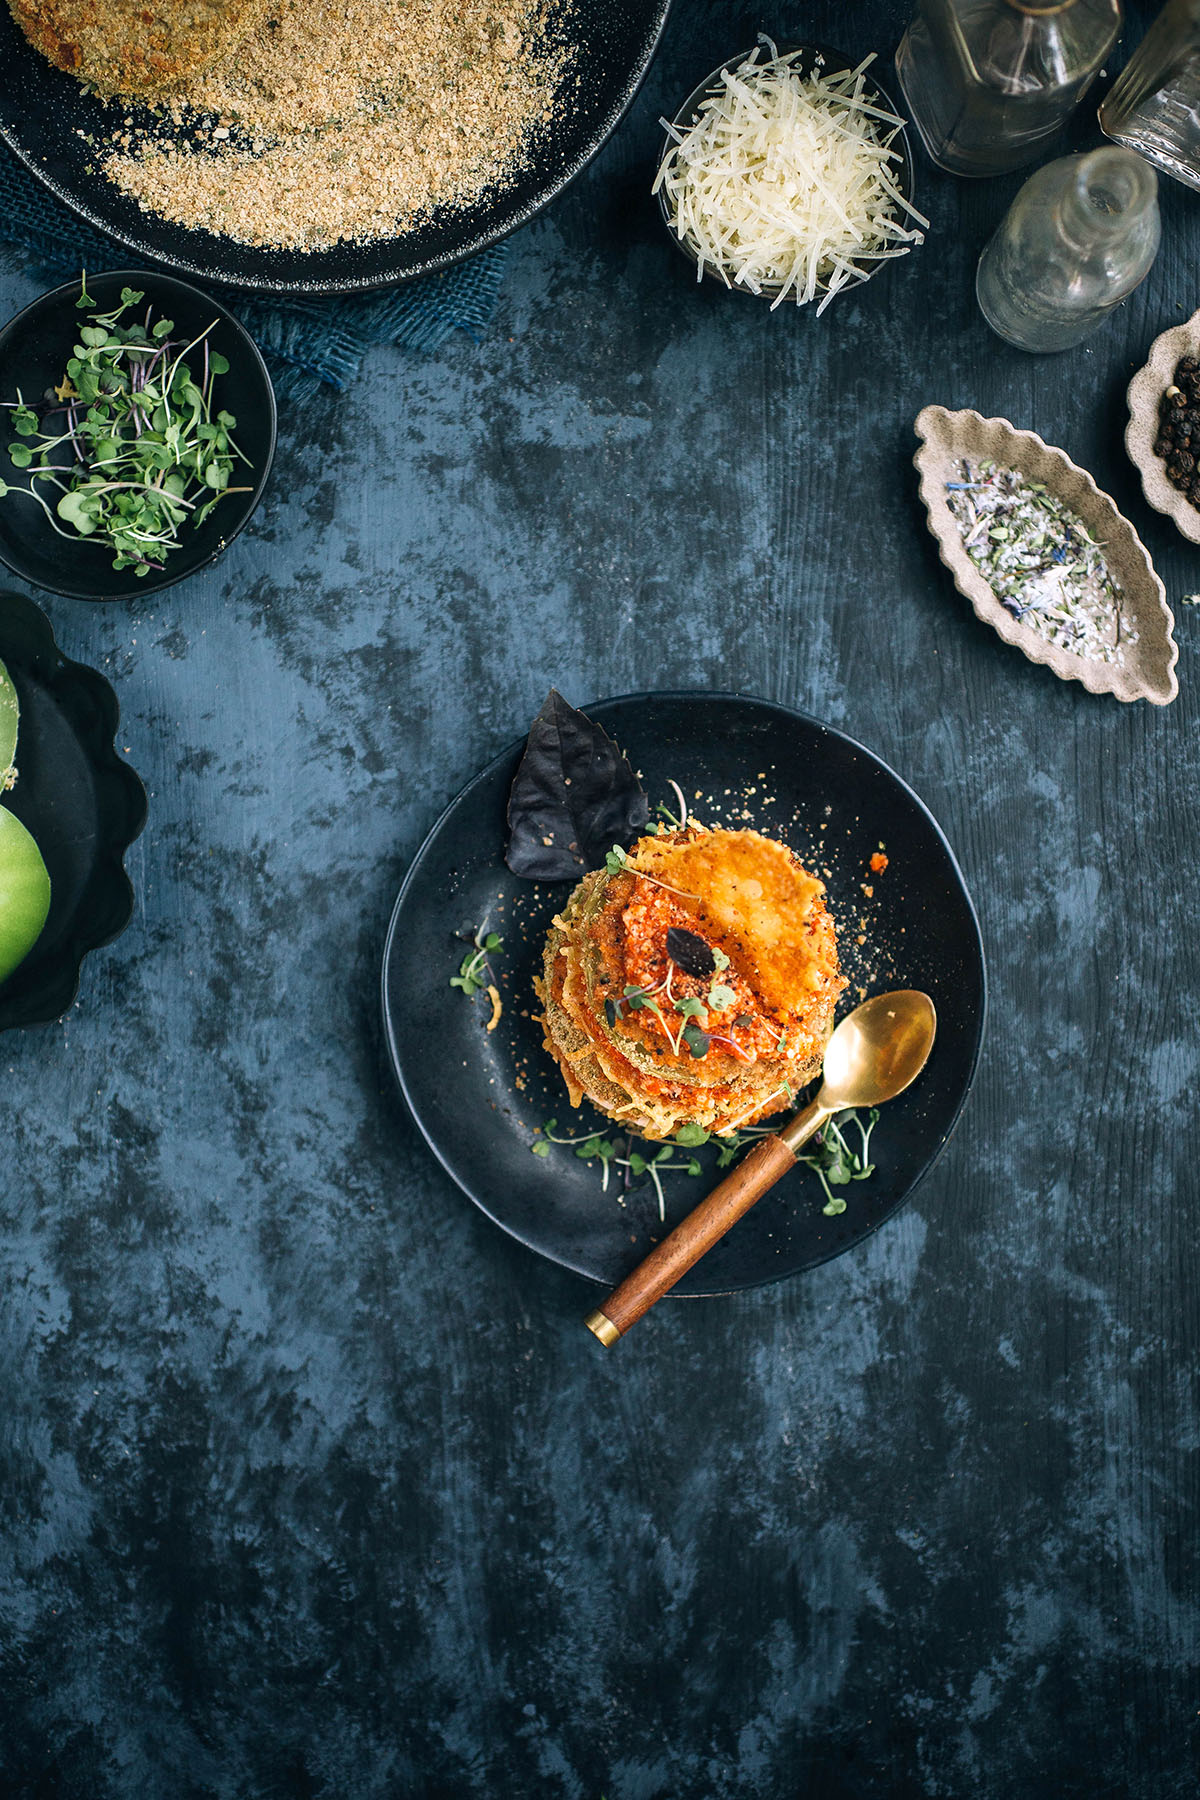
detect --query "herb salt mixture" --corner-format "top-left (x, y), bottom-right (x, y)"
top-left (99, 0), bottom-right (574, 251)
top-left (946, 458), bottom-right (1136, 666)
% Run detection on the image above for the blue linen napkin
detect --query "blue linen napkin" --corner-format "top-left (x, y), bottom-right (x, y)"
top-left (0, 142), bottom-right (510, 401)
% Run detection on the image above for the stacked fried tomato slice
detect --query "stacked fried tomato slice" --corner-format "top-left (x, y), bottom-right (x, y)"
top-left (536, 825), bottom-right (845, 1140)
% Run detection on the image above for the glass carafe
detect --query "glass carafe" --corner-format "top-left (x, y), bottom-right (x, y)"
top-left (895, 0), bottom-right (1123, 177)
top-left (1099, 0), bottom-right (1200, 192)
top-left (976, 146), bottom-right (1160, 350)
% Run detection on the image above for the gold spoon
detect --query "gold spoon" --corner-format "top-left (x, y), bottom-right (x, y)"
top-left (584, 989), bottom-right (937, 1345)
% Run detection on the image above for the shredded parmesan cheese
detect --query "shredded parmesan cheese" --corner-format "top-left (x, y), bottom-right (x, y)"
top-left (653, 40), bottom-right (928, 314)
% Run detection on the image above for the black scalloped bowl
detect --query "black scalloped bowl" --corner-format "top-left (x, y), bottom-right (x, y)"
top-left (0, 271), bottom-right (276, 601)
top-left (656, 41), bottom-right (917, 303)
top-left (0, 590), bottom-right (146, 1029)
top-left (0, 0), bottom-right (673, 295)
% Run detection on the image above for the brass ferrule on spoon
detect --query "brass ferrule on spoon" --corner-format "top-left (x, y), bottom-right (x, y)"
top-left (584, 989), bottom-right (937, 1345)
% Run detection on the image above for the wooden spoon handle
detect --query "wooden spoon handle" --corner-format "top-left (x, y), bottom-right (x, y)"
top-left (584, 1133), bottom-right (799, 1343)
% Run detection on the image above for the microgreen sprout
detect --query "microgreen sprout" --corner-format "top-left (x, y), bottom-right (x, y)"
top-left (655, 779), bottom-right (690, 831)
top-left (622, 984), bottom-right (699, 1057)
top-left (603, 842), bottom-right (698, 901)
top-left (603, 972), bottom-right (669, 1030)
top-left (708, 1106), bottom-right (879, 1202)
top-left (712, 1122), bottom-right (778, 1167)
top-left (797, 1107), bottom-right (880, 1215)
top-left (531, 1105), bottom-right (881, 1221)
top-left (0, 276), bottom-right (251, 577)
top-left (532, 1118), bottom-right (703, 1215)
top-left (450, 918), bottom-right (503, 997)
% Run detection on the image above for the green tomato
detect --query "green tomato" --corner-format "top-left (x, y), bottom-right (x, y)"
top-left (0, 656), bottom-right (17, 793)
top-left (0, 807), bottom-right (51, 982)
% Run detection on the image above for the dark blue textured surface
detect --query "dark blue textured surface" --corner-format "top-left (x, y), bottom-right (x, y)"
top-left (1, 3), bottom-right (1198, 1796)
top-left (0, 142), bottom-right (512, 398)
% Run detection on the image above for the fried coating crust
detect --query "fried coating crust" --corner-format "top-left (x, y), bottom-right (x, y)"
top-left (536, 826), bottom-right (846, 1139)
top-left (8, 0), bottom-right (268, 96)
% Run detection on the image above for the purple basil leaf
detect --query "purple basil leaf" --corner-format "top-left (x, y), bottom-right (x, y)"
top-left (505, 690), bottom-right (648, 880)
top-left (666, 927), bottom-right (715, 978)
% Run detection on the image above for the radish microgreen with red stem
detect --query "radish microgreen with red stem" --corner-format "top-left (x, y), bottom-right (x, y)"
top-left (655, 779), bottom-right (690, 831)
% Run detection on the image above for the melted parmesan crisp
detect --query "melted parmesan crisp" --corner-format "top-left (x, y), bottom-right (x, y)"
top-left (635, 829), bottom-right (826, 1013)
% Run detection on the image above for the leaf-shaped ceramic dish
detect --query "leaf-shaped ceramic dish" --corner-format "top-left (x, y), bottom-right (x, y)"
top-left (1126, 306), bottom-right (1200, 545)
top-left (914, 406), bottom-right (1178, 706)
top-left (0, 590), bottom-right (147, 1029)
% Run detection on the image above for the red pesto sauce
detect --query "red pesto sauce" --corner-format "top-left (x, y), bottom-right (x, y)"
top-left (619, 878), bottom-right (780, 1062)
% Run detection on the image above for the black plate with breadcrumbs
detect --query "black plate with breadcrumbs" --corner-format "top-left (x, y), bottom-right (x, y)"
top-left (381, 692), bottom-right (987, 1296)
top-left (0, 0), bottom-right (672, 295)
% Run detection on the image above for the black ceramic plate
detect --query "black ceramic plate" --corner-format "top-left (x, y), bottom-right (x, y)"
top-left (0, 0), bottom-right (672, 295)
top-left (0, 590), bottom-right (147, 1028)
top-left (0, 271), bottom-right (276, 601)
top-left (381, 692), bottom-right (986, 1295)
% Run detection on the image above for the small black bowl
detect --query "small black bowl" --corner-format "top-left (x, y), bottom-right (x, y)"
top-left (0, 589), bottom-right (146, 1028)
top-left (655, 41), bottom-right (919, 304)
top-left (0, 270), bottom-right (276, 600)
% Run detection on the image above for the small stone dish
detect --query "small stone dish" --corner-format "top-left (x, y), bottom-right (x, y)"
top-left (913, 406), bottom-right (1178, 706)
top-left (0, 269), bottom-right (276, 602)
top-left (1126, 306), bottom-right (1200, 545)
top-left (0, 589), bottom-right (147, 1029)
top-left (655, 41), bottom-right (918, 305)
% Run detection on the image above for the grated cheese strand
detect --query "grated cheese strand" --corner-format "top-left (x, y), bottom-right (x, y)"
top-left (653, 41), bottom-right (929, 313)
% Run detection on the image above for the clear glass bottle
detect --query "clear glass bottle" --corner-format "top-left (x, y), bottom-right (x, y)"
top-left (1099, 0), bottom-right (1200, 192)
top-left (976, 146), bottom-right (1160, 350)
top-left (895, 0), bottom-right (1123, 177)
